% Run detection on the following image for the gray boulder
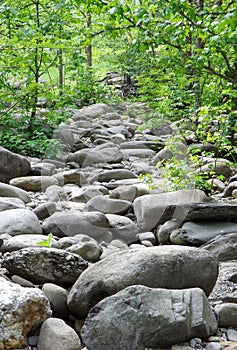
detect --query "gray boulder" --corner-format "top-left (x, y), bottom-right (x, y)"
top-left (79, 103), bottom-right (112, 119)
top-left (173, 221), bottom-right (237, 246)
top-left (0, 182), bottom-right (31, 203)
top-left (42, 211), bottom-right (109, 240)
top-left (81, 286), bottom-right (218, 350)
top-left (64, 234), bottom-right (102, 262)
top-left (2, 247), bottom-right (88, 286)
top-left (90, 169), bottom-right (137, 183)
top-left (214, 303), bottom-right (237, 327)
top-left (201, 233), bottom-right (237, 262)
top-left (0, 234), bottom-right (60, 253)
top-left (38, 318), bottom-right (81, 350)
top-left (83, 196), bottom-right (131, 215)
top-left (0, 147), bottom-right (30, 183)
top-left (67, 246), bottom-right (218, 318)
top-left (65, 148), bottom-right (123, 167)
top-left (0, 277), bottom-right (51, 350)
top-left (42, 283), bottom-right (69, 319)
top-left (0, 197), bottom-right (25, 211)
top-left (68, 184), bottom-right (109, 203)
top-left (0, 208), bottom-right (42, 236)
top-left (133, 189), bottom-right (208, 232)
top-left (106, 214), bottom-right (138, 243)
top-left (9, 175), bottom-right (58, 191)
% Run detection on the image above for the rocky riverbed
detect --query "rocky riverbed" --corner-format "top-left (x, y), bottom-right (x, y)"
top-left (0, 102), bottom-right (237, 350)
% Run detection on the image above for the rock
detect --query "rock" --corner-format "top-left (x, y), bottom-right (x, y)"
top-left (42, 283), bottom-right (69, 319)
top-left (79, 103), bottom-right (112, 119)
top-left (0, 182), bottom-right (31, 203)
top-left (0, 277), bottom-right (51, 350)
top-left (42, 211), bottom-right (109, 240)
top-left (200, 161), bottom-right (232, 179)
top-left (9, 175), bottom-right (58, 191)
top-left (223, 181), bottom-right (237, 197)
top-left (64, 234), bottom-right (102, 262)
top-left (184, 203), bottom-right (237, 222)
top-left (55, 123), bottom-right (75, 149)
top-left (201, 233), bottom-right (237, 261)
top-left (2, 247), bottom-right (88, 286)
top-left (90, 169), bottom-right (137, 183)
top-left (133, 189), bottom-right (208, 232)
top-left (61, 169), bottom-right (88, 185)
top-left (121, 148), bottom-right (155, 159)
top-left (68, 184), bottom-right (109, 202)
top-left (0, 197), bottom-right (25, 211)
top-left (137, 232), bottom-right (156, 245)
top-left (0, 208), bottom-right (42, 236)
top-left (0, 147), bottom-right (30, 183)
top-left (66, 147), bottom-right (123, 167)
top-left (227, 329), bottom-right (237, 342)
top-left (157, 219), bottom-right (180, 244)
top-left (45, 185), bottom-right (68, 202)
top-left (67, 245), bottom-right (218, 318)
top-left (106, 214), bottom-right (138, 243)
top-left (206, 342), bottom-right (222, 350)
top-left (153, 142), bottom-right (187, 165)
top-left (33, 202), bottom-right (57, 220)
top-left (30, 162), bottom-right (56, 176)
top-left (83, 196), bottom-right (131, 215)
top-left (174, 221), bottom-right (237, 246)
top-left (0, 234), bottom-right (60, 253)
top-left (38, 318), bottom-right (81, 350)
top-left (81, 286), bottom-right (217, 350)
top-left (215, 303), bottom-right (237, 327)
top-left (109, 184), bottom-right (138, 202)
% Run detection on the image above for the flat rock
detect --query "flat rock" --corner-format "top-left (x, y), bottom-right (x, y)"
top-left (0, 197), bottom-right (25, 211)
top-left (176, 221), bottom-right (237, 246)
top-left (201, 233), bottom-right (237, 261)
top-left (184, 203), bottom-right (237, 222)
top-left (81, 286), bottom-right (217, 350)
top-left (90, 169), bottom-right (137, 183)
top-left (67, 245), bottom-right (218, 318)
top-left (2, 247), bottom-right (88, 286)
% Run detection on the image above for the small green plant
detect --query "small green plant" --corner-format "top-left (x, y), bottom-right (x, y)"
top-left (138, 173), bottom-right (157, 190)
top-left (37, 233), bottom-right (53, 248)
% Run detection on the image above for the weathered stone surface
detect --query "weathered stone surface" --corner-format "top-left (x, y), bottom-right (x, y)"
top-left (33, 202), bottom-right (57, 219)
top-left (215, 303), bottom-right (237, 327)
top-left (223, 181), bottom-right (237, 198)
top-left (0, 234), bottom-right (60, 253)
top-left (38, 318), bottom-right (81, 350)
top-left (109, 184), bottom-right (138, 202)
top-left (64, 234), bottom-right (102, 262)
top-left (133, 189), bottom-right (208, 232)
top-left (30, 162), bottom-right (56, 176)
top-left (0, 197), bottom-right (25, 211)
top-left (157, 219), bottom-right (180, 244)
top-left (61, 169), bottom-right (88, 185)
top-left (201, 233), bottom-right (237, 261)
top-left (81, 286), bottom-right (218, 350)
top-left (121, 148), bottom-right (155, 159)
top-left (90, 169), bottom-right (137, 183)
top-left (184, 203), bottom-right (237, 222)
top-left (67, 246), bottom-right (218, 318)
top-left (42, 283), bottom-right (69, 319)
top-left (45, 185), bottom-right (68, 202)
top-left (68, 184), bottom-right (109, 202)
top-left (0, 208), bottom-right (42, 236)
top-left (0, 147), bottom-right (30, 183)
top-left (105, 214), bottom-right (138, 243)
top-left (0, 182), bottom-right (31, 203)
top-left (65, 147), bottom-right (123, 167)
top-left (10, 175), bottom-right (58, 191)
top-left (42, 211), bottom-right (109, 240)
top-left (0, 277), bottom-right (51, 350)
top-left (2, 247), bottom-right (88, 286)
top-left (83, 195), bottom-right (131, 215)
top-left (175, 221), bottom-right (237, 246)
top-left (79, 103), bottom-right (112, 119)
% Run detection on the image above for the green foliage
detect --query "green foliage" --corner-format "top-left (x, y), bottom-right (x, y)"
top-left (37, 233), bottom-right (53, 248)
top-left (138, 173), bottom-right (157, 190)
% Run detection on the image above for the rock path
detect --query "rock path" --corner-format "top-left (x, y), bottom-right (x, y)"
top-left (0, 102), bottom-right (237, 350)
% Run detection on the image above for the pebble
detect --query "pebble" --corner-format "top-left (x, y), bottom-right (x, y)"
top-left (227, 329), bottom-right (237, 342)
top-left (206, 342), bottom-right (222, 350)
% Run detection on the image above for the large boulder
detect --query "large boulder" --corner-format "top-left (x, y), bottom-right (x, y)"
top-left (0, 208), bottom-right (42, 236)
top-left (2, 247), bottom-right (88, 286)
top-left (133, 189), bottom-right (208, 232)
top-left (83, 196), bottom-right (131, 215)
top-left (67, 246), bottom-right (218, 318)
top-left (81, 286), bottom-right (218, 350)
top-left (0, 147), bottom-right (30, 183)
top-left (106, 214), bottom-right (138, 243)
top-left (0, 277), bottom-right (51, 350)
top-left (42, 211), bottom-right (109, 240)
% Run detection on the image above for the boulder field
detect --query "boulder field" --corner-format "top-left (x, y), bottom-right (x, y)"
top-left (0, 102), bottom-right (237, 350)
